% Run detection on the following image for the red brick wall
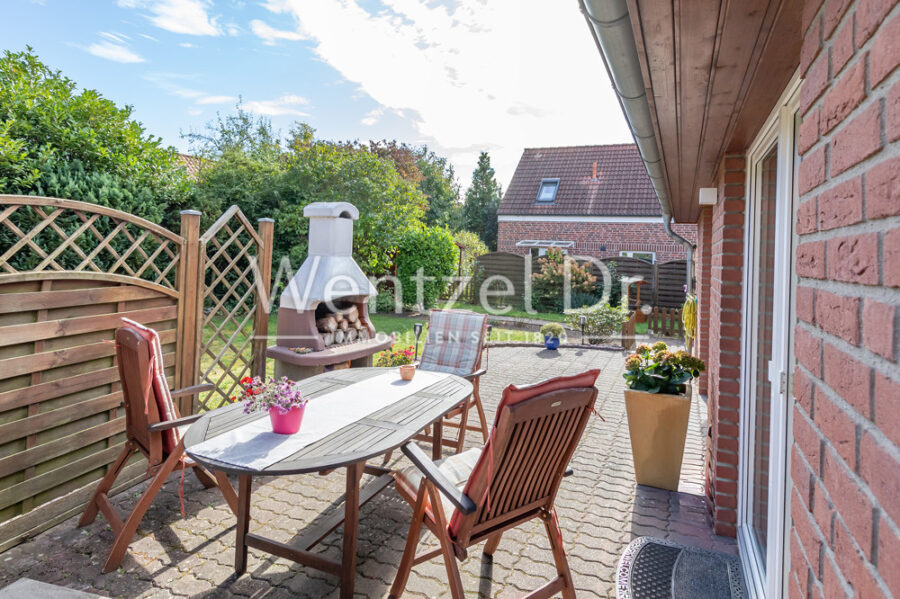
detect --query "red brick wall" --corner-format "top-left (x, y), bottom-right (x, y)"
top-left (695, 207), bottom-right (713, 396)
top-left (704, 156), bottom-right (747, 538)
top-left (497, 220), bottom-right (697, 263)
top-left (790, 0), bottom-right (900, 596)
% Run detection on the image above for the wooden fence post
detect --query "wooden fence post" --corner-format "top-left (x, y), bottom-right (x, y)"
top-left (177, 210), bottom-right (202, 415)
top-left (252, 218), bottom-right (275, 378)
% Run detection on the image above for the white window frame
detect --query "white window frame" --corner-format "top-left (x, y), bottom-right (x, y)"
top-left (737, 71), bottom-right (800, 599)
top-left (618, 250), bottom-right (656, 263)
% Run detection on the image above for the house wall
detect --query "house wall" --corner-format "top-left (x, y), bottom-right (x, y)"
top-left (497, 220), bottom-right (696, 263)
top-left (787, 0), bottom-right (900, 596)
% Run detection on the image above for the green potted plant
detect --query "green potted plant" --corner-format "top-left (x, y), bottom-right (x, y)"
top-left (622, 342), bottom-right (705, 490)
top-left (540, 322), bottom-right (565, 350)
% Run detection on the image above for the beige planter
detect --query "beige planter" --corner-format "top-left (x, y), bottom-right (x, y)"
top-left (624, 385), bottom-right (691, 491)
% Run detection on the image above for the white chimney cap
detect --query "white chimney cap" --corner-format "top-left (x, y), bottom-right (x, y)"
top-left (303, 202), bottom-right (359, 220)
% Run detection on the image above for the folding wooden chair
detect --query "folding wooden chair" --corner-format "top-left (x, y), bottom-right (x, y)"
top-left (416, 309), bottom-right (490, 454)
top-left (78, 322), bottom-right (239, 573)
top-left (391, 369), bottom-right (600, 599)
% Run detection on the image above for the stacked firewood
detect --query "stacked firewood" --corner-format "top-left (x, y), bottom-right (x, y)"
top-left (316, 304), bottom-right (370, 347)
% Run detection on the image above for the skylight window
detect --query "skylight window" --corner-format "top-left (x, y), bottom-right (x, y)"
top-left (536, 178), bottom-right (560, 203)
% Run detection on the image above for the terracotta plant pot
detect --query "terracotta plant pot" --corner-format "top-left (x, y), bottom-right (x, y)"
top-left (398, 364), bottom-right (416, 381)
top-left (269, 404), bottom-right (305, 435)
top-left (624, 385), bottom-right (691, 491)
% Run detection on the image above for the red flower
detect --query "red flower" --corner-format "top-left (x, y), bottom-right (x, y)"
top-left (240, 376), bottom-right (253, 385)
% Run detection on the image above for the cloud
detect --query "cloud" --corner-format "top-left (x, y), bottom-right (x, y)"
top-left (85, 40), bottom-right (145, 63)
top-left (243, 93), bottom-right (309, 116)
top-left (179, 42), bottom-right (196, 48)
top-left (196, 95), bottom-right (238, 104)
top-left (119, 0), bottom-right (221, 36)
top-left (138, 33), bottom-right (159, 42)
top-left (250, 19), bottom-right (305, 44)
top-left (361, 107), bottom-right (384, 126)
top-left (188, 108), bottom-right (203, 116)
top-left (266, 0), bottom-right (631, 186)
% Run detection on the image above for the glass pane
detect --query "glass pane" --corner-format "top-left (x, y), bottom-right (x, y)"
top-left (752, 142), bottom-right (779, 565)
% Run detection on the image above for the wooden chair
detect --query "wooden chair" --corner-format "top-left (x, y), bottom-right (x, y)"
top-left (78, 322), bottom-right (239, 573)
top-left (416, 309), bottom-right (490, 453)
top-left (390, 369), bottom-right (600, 599)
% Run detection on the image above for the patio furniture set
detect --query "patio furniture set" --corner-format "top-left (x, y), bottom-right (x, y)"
top-left (79, 308), bottom-right (599, 599)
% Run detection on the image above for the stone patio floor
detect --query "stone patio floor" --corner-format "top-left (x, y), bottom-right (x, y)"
top-left (0, 346), bottom-right (736, 598)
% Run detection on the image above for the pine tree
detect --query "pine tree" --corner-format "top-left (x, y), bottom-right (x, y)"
top-left (463, 151), bottom-right (502, 250)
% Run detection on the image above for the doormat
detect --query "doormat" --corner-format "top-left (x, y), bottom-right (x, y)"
top-left (616, 537), bottom-right (747, 599)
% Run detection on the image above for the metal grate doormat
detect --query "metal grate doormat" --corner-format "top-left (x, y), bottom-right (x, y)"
top-left (617, 537), bottom-right (747, 599)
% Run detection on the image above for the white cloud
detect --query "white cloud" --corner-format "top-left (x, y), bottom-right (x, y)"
top-left (188, 108), bottom-right (203, 116)
top-left (196, 95), bottom-right (238, 104)
top-left (250, 19), bottom-right (305, 45)
top-left (138, 33), bottom-right (159, 42)
top-left (244, 93), bottom-right (310, 116)
top-left (119, 0), bottom-right (221, 36)
top-left (361, 107), bottom-right (384, 126)
top-left (179, 42), bottom-right (196, 48)
top-left (85, 40), bottom-right (145, 63)
top-left (266, 0), bottom-right (631, 186)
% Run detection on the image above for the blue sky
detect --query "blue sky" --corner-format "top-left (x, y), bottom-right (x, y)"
top-left (2, 0), bottom-right (631, 189)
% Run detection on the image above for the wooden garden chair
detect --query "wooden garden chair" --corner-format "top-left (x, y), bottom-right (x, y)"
top-left (415, 309), bottom-right (490, 454)
top-left (78, 321), bottom-right (239, 573)
top-left (391, 369), bottom-right (600, 599)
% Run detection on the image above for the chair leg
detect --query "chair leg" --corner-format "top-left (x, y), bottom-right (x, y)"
top-left (79, 442), bottom-right (135, 528)
top-left (454, 398), bottom-right (471, 453)
top-left (389, 482), bottom-right (428, 599)
top-left (471, 381), bottom-right (489, 442)
top-left (213, 469), bottom-right (240, 515)
top-left (483, 532), bottom-right (502, 556)
top-left (542, 508), bottom-right (575, 599)
top-left (102, 442), bottom-right (184, 573)
top-left (192, 465), bottom-right (216, 488)
top-left (427, 483), bottom-right (466, 599)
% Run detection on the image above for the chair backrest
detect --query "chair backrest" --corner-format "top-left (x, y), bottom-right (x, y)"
top-left (418, 310), bottom-right (488, 376)
top-left (115, 322), bottom-right (181, 462)
top-left (447, 369), bottom-right (600, 544)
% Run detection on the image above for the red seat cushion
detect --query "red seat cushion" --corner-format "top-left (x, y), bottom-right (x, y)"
top-left (447, 369), bottom-right (600, 536)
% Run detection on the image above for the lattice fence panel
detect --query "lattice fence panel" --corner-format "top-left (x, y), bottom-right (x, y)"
top-left (197, 207), bottom-right (264, 410)
top-left (0, 198), bottom-right (181, 291)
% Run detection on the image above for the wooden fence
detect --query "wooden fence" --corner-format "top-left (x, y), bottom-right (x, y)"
top-left (647, 306), bottom-right (684, 338)
top-left (454, 252), bottom-right (688, 310)
top-left (0, 196), bottom-right (272, 551)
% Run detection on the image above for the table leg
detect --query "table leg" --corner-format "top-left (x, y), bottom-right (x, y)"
top-left (235, 474), bottom-right (252, 574)
top-left (432, 420), bottom-right (443, 461)
top-left (341, 462), bottom-right (364, 599)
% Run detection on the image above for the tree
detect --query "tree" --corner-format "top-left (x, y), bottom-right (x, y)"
top-left (0, 49), bottom-right (192, 228)
top-left (463, 151), bottom-right (502, 250)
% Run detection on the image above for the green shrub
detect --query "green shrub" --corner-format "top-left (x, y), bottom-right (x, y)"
top-left (395, 226), bottom-right (458, 309)
top-left (623, 342), bottom-right (705, 394)
top-left (531, 248), bottom-right (596, 311)
top-left (565, 303), bottom-right (630, 343)
top-left (453, 230), bottom-right (488, 280)
top-left (539, 322), bottom-right (565, 338)
top-left (374, 345), bottom-right (415, 367)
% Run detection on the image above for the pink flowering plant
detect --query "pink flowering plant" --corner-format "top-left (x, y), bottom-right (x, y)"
top-left (240, 376), bottom-right (309, 415)
top-left (374, 345), bottom-right (416, 367)
top-left (623, 341), bottom-right (705, 395)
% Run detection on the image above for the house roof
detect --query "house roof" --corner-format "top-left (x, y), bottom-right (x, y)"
top-left (497, 144), bottom-right (660, 217)
top-left (177, 153), bottom-right (204, 180)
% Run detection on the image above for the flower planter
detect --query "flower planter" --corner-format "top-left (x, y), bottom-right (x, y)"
top-left (269, 404), bottom-right (306, 435)
top-left (624, 385), bottom-right (691, 491)
top-left (398, 363), bottom-right (416, 381)
top-left (543, 335), bottom-right (561, 350)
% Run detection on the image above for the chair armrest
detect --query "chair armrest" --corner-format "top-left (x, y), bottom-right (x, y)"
top-left (400, 442), bottom-right (477, 515)
top-left (462, 368), bottom-right (487, 381)
top-left (148, 413), bottom-right (203, 432)
top-left (169, 383), bottom-right (214, 399)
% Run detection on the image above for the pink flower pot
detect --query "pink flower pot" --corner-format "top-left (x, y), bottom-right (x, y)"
top-left (269, 404), bottom-right (305, 434)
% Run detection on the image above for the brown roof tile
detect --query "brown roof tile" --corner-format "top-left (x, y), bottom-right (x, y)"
top-left (498, 144), bottom-right (660, 217)
top-left (177, 153), bottom-right (204, 180)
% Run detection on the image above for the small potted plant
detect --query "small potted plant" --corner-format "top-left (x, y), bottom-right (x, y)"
top-left (540, 322), bottom-right (565, 350)
top-left (240, 376), bottom-right (309, 435)
top-left (374, 345), bottom-right (417, 380)
top-left (622, 342), bottom-right (705, 490)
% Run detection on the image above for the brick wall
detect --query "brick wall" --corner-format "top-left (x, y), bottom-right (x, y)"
top-left (696, 207), bottom-right (713, 397)
top-left (790, 0), bottom-right (900, 596)
top-left (704, 156), bottom-right (747, 537)
top-left (497, 220), bottom-right (697, 263)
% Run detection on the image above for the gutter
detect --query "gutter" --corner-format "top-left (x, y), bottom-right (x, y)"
top-left (580, 0), bottom-right (695, 294)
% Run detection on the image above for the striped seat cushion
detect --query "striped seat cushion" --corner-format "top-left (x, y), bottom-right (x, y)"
top-left (418, 310), bottom-right (487, 377)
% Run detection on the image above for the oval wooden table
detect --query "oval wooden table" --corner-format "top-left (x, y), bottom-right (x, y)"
top-left (184, 367), bottom-right (473, 599)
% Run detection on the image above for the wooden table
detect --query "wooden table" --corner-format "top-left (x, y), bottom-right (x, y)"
top-left (184, 368), bottom-right (473, 599)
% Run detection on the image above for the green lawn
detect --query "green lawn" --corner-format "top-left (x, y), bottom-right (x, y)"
top-left (445, 301), bottom-right (567, 323)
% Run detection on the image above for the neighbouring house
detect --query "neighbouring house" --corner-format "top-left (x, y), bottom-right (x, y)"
top-left (497, 144), bottom-right (696, 263)
top-left (585, 0), bottom-right (899, 597)
top-left (177, 153), bottom-right (203, 180)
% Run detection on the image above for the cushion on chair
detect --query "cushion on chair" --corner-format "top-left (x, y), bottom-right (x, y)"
top-left (418, 310), bottom-right (488, 376)
top-left (447, 369), bottom-right (601, 536)
top-left (395, 448), bottom-right (482, 521)
top-left (120, 318), bottom-right (182, 454)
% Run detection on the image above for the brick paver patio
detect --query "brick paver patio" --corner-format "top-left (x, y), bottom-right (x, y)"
top-left (0, 346), bottom-right (735, 598)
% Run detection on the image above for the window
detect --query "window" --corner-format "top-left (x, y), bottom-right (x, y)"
top-left (619, 250), bottom-right (656, 263)
top-left (536, 178), bottom-right (560, 203)
top-left (516, 239), bottom-right (573, 257)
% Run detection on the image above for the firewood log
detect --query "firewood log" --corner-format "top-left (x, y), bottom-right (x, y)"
top-left (317, 316), bottom-right (337, 333)
top-left (358, 329), bottom-right (370, 341)
top-left (352, 320), bottom-right (362, 330)
top-left (322, 332), bottom-right (334, 346)
top-left (334, 329), bottom-right (346, 344)
top-left (346, 305), bottom-right (359, 323)
top-left (339, 319), bottom-right (349, 331)
top-left (346, 328), bottom-right (358, 342)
